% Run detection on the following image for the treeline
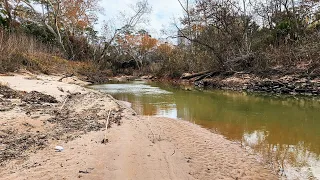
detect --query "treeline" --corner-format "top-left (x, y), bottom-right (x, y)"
top-left (171, 0), bottom-right (320, 78)
top-left (0, 0), bottom-right (100, 74)
top-left (1, 0), bottom-right (320, 79)
top-left (0, 0), bottom-right (172, 76)
top-left (0, 0), bottom-right (101, 60)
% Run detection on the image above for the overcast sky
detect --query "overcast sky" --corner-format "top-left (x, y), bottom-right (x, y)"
top-left (96, 0), bottom-right (184, 38)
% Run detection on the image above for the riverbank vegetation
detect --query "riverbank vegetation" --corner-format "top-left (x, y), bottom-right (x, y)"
top-left (1, 0), bottom-right (320, 90)
top-left (169, 0), bottom-right (320, 79)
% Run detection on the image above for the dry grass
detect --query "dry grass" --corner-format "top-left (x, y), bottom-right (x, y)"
top-left (0, 28), bottom-right (100, 78)
top-left (0, 28), bottom-right (60, 73)
top-left (0, 28), bottom-right (59, 55)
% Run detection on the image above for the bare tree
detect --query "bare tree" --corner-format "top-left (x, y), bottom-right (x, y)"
top-left (99, 0), bottom-right (152, 64)
top-left (175, 0), bottom-right (253, 70)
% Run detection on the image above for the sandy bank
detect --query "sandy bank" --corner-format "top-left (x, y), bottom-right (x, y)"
top-left (0, 74), bottom-right (277, 180)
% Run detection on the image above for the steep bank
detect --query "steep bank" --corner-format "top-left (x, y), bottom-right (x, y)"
top-left (150, 71), bottom-right (320, 96)
top-left (0, 73), bottom-right (277, 179)
top-left (197, 73), bottom-right (320, 96)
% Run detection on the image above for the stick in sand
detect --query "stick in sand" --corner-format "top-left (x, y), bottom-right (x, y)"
top-left (103, 110), bottom-right (112, 143)
top-left (60, 96), bottom-right (69, 111)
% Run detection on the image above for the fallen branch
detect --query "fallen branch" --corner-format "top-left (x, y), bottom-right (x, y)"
top-left (180, 71), bottom-right (212, 80)
top-left (58, 73), bottom-right (74, 82)
top-left (194, 71), bottom-right (221, 81)
top-left (59, 96), bottom-right (69, 111)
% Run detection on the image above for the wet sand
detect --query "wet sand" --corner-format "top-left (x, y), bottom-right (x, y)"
top-left (0, 73), bottom-right (277, 179)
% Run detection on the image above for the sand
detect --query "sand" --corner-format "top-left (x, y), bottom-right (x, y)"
top-left (0, 73), bottom-right (278, 180)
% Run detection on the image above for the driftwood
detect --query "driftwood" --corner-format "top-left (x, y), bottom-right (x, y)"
top-left (180, 71), bottom-right (212, 80)
top-left (58, 73), bottom-right (74, 82)
top-left (194, 71), bottom-right (222, 81)
top-left (181, 55), bottom-right (254, 81)
top-left (59, 92), bottom-right (81, 111)
top-left (59, 96), bottom-right (69, 111)
top-left (181, 70), bottom-right (221, 81)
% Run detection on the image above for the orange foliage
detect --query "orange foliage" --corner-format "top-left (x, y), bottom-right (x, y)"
top-left (77, 20), bottom-right (88, 29)
top-left (61, 0), bottom-right (97, 31)
top-left (157, 43), bottom-right (173, 55)
top-left (116, 32), bottom-right (158, 55)
top-left (192, 24), bottom-right (205, 32)
top-left (140, 34), bottom-right (158, 52)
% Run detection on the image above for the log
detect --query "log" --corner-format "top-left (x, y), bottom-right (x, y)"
top-left (58, 73), bottom-right (74, 82)
top-left (180, 71), bottom-right (212, 80)
top-left (194, 71), bottom-right (221, 81)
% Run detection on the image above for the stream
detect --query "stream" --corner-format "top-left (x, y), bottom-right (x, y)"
top-left (91, 80), bottom-right (320, 179)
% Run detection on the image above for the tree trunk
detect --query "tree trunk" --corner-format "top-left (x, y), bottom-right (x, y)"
top-left (180, 70), bottom-right (212, 79)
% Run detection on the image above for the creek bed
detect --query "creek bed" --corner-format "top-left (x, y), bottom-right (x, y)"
top-left (91, 81), bottom-right (320, 179)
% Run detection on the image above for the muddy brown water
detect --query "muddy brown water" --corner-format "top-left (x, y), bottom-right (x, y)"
top-left (91, 81), bottom-right (320, 179)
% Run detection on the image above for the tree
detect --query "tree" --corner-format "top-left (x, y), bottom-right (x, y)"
top-left (0, 0), bottom-right (33, 29)
top-left (99, 0), bottom-right (152, 66)
top-left (14, 0), bottom-right (100, 59)
top-left (253, 0), bottom-right (320, 44)
top-left (114, 30), bottom-right (158, 70)
top-left (176, 0), bottom-right (255, 70)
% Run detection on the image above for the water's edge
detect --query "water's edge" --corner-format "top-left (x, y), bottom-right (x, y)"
top-left (91, 81), bottom-right (320, 179)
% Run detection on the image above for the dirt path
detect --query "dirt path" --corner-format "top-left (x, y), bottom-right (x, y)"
top-left (0, 74), bottom-right (278, 180)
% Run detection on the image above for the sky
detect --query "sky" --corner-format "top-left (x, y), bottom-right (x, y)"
top-left (96, 0), bottom-right (184, 39)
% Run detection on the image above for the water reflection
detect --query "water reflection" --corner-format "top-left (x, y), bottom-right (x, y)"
top-left (91, 81), bottom-right (320, 179)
